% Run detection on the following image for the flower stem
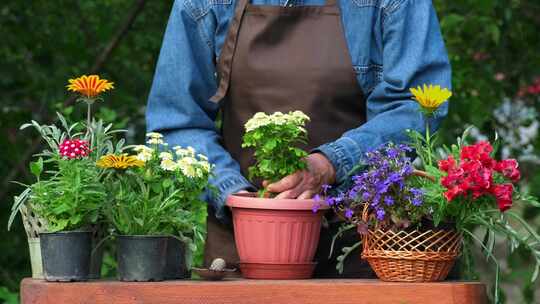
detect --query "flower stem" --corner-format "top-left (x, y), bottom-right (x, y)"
top-left (425, 119), bottom-right (432, 166)
top-left (86, 101), bottom-right (94, 151)
top-left (87, 102), bottom-right (92, 132)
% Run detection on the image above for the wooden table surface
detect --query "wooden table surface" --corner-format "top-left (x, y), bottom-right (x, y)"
top-left (21, 278), bottom-right (487, 304)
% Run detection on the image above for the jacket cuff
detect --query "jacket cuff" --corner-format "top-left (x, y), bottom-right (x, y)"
top-left (210, 170), bottom-right (255, 221)
top-left (313, 137), bottom-right (362, 186)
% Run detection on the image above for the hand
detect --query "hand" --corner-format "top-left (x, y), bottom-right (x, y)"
top-left (263, 153), bottom-right (336, 199)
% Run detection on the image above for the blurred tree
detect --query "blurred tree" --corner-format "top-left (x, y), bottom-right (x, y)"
top-left (0, 0), bottom-right (172, 292)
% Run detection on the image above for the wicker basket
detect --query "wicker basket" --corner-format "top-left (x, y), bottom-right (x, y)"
top-left (20, 203), bottom-right (49, 279)
top-left (362, 228), bottom-right (461, 282)
top-left (20, 203), bottom-right (49, 239)
top-left (360, 170), bottom-right (462, 282)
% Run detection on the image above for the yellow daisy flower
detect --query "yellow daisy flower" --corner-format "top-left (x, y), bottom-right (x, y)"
top-left (146, 132), bottom-right (164, 139)
top-left (160, 158), bottom-right (178, 171)
top-left (410, 84), bottom-right (452, 114)
top-left (96, 154), bottom-right (144, 169)
top-left (66, 75), bottom-right (114, 98)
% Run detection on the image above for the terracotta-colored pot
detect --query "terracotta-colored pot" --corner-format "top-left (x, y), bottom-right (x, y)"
top-left (226, 193), bottom-right (329, 279)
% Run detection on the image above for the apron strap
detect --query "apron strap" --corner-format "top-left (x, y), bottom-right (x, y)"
top-left (210, 0), bottom-right (250, 103)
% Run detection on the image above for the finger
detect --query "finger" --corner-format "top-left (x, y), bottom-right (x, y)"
top-left (267, 172), bottom-right (303, 193)
top-left (274, 189), bottom-right (296, 199)
top-left (298, 190), bottom-right (315, 200)
top-left (281, 180), bottom-right (309, 199)
top-left (262, 180), bottom-right (269, 188)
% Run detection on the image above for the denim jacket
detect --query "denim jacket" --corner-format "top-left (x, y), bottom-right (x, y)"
top-left (146, 0), bottom-right (451, 220)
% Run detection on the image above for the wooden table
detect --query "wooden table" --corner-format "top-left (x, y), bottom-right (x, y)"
top-left (21, 278), bottom-right (487, 304)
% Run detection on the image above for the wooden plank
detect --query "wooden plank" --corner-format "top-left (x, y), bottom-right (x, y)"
top-left (21, 278), bottom-right (487, 304)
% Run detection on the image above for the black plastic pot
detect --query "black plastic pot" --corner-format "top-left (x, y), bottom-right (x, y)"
top-left (40, 231), bottom-right (92, 282)
top-left (164, 237), bottom-right (188, 280)
top-left (117, 235), bottom-right (168, 282)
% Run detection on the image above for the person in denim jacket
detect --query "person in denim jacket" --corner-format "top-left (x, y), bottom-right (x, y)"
top-left (146, 0), bottom-right (451, 275)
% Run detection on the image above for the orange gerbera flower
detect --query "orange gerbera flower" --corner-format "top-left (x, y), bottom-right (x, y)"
top-left (66, 75), bottom-right (114, 98)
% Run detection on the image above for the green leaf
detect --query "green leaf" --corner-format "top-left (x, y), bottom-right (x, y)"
top-left (151, 182), bottom-right (162, 194)
top-left (162, 179), bottom-right (173, 189)
top-left (29, 157), bottom-right (44, 179)
top-left (133, 217), bottom-right (144, 227)
top-left (488, 24), bottom-right (501, 44)
top-left (440, 14), bottom-right (465, 31)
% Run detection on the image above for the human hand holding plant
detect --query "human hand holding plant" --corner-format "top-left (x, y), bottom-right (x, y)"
top-left (265, 153), bottom-right (335, 199)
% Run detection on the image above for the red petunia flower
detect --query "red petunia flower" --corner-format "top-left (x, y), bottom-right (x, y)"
top-left (491, 183), bottom-right (514, 212)
top-left (59, 139), bottom-right (90, 159)
top-left (443, 186), bottom-right (462, 202)
top-left (438, 141), bottom-right (518, 212)
top-left (494, 159), bottom-right (521, 182)
top-left (438, 155), bottom-right (456, 172)
top-left (460, 141), bottom-right (496, 168)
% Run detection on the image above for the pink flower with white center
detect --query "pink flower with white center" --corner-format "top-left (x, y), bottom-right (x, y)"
top-left (59, 139), bottom-right (90, 159)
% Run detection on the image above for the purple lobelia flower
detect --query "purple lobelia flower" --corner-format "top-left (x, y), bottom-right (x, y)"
top-left (384, 196), bottom-right (395, 206)
top-left (323, 142), bottom-right (425, 223)
top-left (409, 188), bottom-right (424, 206)
top-left (322, 184), bottom-right (332, 193)
top-left (376, 208), bottom-right (386, 221)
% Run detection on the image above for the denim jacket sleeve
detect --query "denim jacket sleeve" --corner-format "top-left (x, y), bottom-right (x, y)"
top-left (316, 0), bottom-right (451, 188)
top-left (146, 0), bottom-right (254, 221)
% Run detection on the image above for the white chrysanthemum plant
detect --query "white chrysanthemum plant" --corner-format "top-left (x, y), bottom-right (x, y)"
top-left (100, 132), bottom-right (212, 243)
top-left (130, 132), bottom-right (212, 179)
top-left (243, 111), bottom-right (310, 197)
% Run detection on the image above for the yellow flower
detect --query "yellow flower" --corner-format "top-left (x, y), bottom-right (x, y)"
top-left (147, 137), bottom-right (165, 145)
top-left (160, 158), bottom-right (178, 171)
top-left (174, 146), bottom-right (195, 157)
top-left (66, 75), bottom-right (114, 98)
top-left (136, 151), bottom-right (153, 162)
top-left (96, 154), bottom-right (144, 169)
top-left (132, 145), bottom-right (154, 162)
top-left (159, 152), bottom-right (173, 160)
top-left (146, 132), bottom-right (163, 139)
top-left (410, 84), bottom-right (452, 114)
top-left (132, 145), bottom-right (153, 153)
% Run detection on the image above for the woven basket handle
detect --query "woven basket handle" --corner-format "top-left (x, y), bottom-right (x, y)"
top-left (412, 169), bottom-right (436, 182)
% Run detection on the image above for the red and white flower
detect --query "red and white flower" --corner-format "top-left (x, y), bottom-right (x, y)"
top-left (59, 139), bottom-right (90, 159)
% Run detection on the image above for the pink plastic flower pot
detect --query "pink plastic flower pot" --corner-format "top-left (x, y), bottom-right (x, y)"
top-left (226, 193), bottom-right (329, 279)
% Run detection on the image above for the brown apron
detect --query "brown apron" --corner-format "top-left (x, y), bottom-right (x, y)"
top-left (205, 0), bottom-right (373, 277)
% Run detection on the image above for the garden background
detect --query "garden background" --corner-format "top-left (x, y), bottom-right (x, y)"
top-left (1, 1), bottom-right (539, 303)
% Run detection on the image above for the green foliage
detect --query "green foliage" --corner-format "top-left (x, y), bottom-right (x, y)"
top-left (0, 286), bottom-right (19, 304)
top-left (31, 157), bottom-right (106, 232)
top-left (0, 0), bottom-right (172, 290)
top-left (242, 111), bottom-right (310, 187)
top-left (7, 102), bottom-right (125, 231)
top-left (434, 0), bottom-right (540, 141)
top-left (103, 138), bottom-right (211, 255)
